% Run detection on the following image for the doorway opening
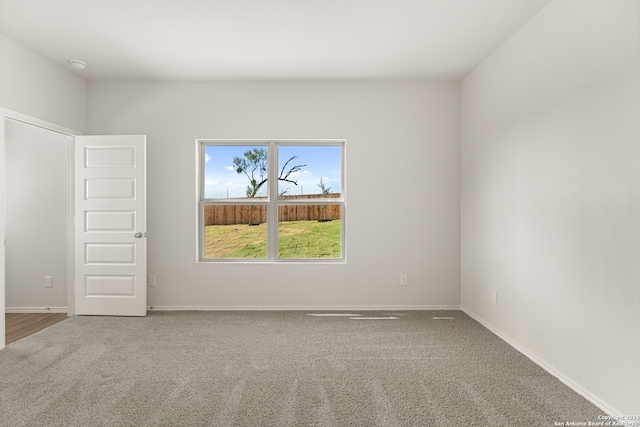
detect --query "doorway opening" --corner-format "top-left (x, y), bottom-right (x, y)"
top-left (1, 109), bottom-right (79, 348)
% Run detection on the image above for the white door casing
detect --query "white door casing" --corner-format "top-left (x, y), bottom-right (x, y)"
top-left (74, 135), bottom-right (147, 316)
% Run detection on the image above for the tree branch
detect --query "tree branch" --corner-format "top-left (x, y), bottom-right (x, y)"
top-left (279, 178), bottom-right (299, 185)
top-left (279, 156), bottom-right (306, 182)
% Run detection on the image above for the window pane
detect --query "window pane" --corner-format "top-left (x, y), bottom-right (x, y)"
top-left (278, 205), bottom-right (342, 259)
top-left (278, 145), bottom-right (341, 198)
top-left (204, 145), bottom-right (268, 199)
top-left (199, 140), bottom-right (345, 262)
top-left (203, 204), bottom-right (267, 259)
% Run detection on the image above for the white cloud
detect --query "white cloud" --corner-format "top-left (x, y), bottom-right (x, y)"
top-left (225, 165), bottom-right (235, 171)
top-left (205, 154), bottom-right (211, 163)
top-left (224, 181), bottom-right (244, 189)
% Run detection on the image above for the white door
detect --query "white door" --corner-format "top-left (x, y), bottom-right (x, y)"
top-left (74, 135), bottom-right (147, 316)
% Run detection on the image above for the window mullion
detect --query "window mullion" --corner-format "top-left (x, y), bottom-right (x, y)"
top-left (267, 141), bottom-right (279, 260)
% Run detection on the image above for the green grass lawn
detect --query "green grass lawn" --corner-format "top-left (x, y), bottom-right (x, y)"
top-left (204, 220), bottom-right (341, 259)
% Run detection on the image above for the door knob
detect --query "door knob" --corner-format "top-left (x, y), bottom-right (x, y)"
top-left (133, 232), bottom-right (144, 238)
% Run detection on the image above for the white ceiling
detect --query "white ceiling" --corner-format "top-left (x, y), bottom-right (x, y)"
top-left (0, 0), bottom-right (551, 81)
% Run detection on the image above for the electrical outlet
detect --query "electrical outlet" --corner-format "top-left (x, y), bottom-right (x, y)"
top-left (148, 275), bottom-right (157, 287)
top-left (491, 290), bottom-right (498, 306)
top-left (44, 276), bottom-right (53, 288)
top-left (400, 274), bottom-right (408, 286)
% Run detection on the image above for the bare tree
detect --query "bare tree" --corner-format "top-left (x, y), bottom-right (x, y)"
top-left (233, 148), bottom-right (306, 198)
top-left (317, 177), bottom-right (332, 195)
top-left (317, 177), bottom-right (333, 221)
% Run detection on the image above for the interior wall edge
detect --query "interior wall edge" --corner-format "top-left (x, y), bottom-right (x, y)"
top-left (0, 33), bottom-right (88, 134)
top-left (461, 306), bottom-right (621, 418)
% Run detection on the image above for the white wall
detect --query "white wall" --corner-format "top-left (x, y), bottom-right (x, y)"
top-left (88, 81), bottom-right (460, 309)
top-left (461, 0), bottom-right (640, 415)
top-left (5, 120), bottom-right (71, 310)
top-left (1, 33), bottom-right (86, 347)
top-left (0, 33), bottom-right (87, 132)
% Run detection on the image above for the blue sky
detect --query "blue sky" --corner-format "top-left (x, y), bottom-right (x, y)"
top-left (204, 144), bottom-right (342, 199)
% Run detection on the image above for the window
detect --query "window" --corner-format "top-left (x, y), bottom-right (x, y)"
top-left (197, 140), bottom-right (345, 262)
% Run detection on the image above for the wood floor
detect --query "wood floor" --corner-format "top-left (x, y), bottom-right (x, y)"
top-left (5, 313), bottom-right (68, 345)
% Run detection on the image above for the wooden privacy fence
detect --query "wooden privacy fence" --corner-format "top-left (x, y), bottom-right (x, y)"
top-left (204, 194), bottom-right (341, 225)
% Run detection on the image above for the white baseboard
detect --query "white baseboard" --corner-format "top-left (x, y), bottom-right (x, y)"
top-left (5, 307), bottom-right (68, 314)
top-left (461, 307), bottom-right (627, 420)
top-left (148, 305), bottom-right (461, 312)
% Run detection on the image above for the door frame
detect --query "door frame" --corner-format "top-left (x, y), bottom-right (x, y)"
top-left (0, 108), bottom-right (81, 349)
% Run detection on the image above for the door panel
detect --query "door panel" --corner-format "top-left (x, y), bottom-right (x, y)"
top-left (75, 135), bottom-right (146, 316)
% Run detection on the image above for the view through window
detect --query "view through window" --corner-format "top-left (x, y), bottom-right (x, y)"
top-left (198, 140), bottom-right (345, 261)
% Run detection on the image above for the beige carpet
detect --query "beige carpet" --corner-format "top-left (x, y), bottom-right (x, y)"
top-left (0, 310), bottom-right (604, 426)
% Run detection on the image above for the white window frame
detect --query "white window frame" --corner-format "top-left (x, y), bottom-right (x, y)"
top-left (196, 139), bottom-right (346, 263)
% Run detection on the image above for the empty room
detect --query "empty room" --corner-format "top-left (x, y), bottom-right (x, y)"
top-left (0, 0), bottom-right (638, 425)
